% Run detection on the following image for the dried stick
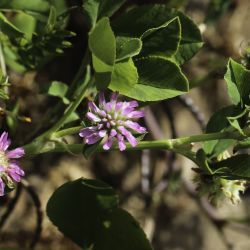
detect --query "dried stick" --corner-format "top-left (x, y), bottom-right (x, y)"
top-left (178, 95), bottom-right (206, 130)
top-left (0, 183), bottom-right (22, 230)
top-left (21, 179), bottom-right (43, 249)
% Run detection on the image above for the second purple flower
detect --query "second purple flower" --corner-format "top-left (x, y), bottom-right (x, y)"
top-left (79, 92), bottom-right (147, 151)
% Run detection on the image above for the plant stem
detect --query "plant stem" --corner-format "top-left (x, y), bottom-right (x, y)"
top-left (35, 77), bottom-right (91, 141)
top-left (23, 127), bottom-right (250, 157)
top-left (27, 51), bottom-right (90, 141)
top-left (0, 42), bottom-right (6, 76)
top-left (54, 126), bottom-right (83, 137)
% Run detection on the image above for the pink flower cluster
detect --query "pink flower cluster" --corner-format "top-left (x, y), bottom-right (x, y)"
top-left (79, 92), bottom-right (146, 151)
top-left (0, 132), bottom-right (25, 196)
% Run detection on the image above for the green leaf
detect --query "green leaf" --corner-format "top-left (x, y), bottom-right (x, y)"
top-left (45, 6), bottom-right (57, 33)
top-left (0, 0), bottom-right (50, 12)
top-left (64, 112), bottom-right (79, 125)
top-left (140, 17), bottom-right (181, 58)
top-left (0, 12), bottom-right (24, 38)
top-left (135, 57), bottom-right (188, 91)
top-left (109, 56), bottom-right (188, 101)
top-left (235, 138), bottom-right (250, 151)
top-left (83, 141), bottom-right (102, 159)
top-left (172, 11), bottom-right (203, 64)
top-left (93, 55), bottom-right (113, 90)
top-left (89, 17), bottom-right (116, 90)
top-left (224, 59), bottom-right (250, 105)
top-left (203, 105), bottom-right (243, 156)
top-left (50, 0), bottom-right (67, 15)
top-left (42, 81), bottom-right (69, 104)
top-left (112, 5), bottom-right (202, 64)
top-left (116, 37), bottom-right (142, 62)
top-left (196, 149), bottom-right (213, 174)
top-left (47, 178), bottom-right (153, 250)
top-left (211, 154), bottom-right (250, 179)
top-left (0, 68), bottom-right (9, 100)
top-left (11, 12), bottom-right (36, 40)
top-left (89, 17), bottom-right (115, 66)
top-left (206, 106), bottom-right (243, 133)
top-left (109, 58), bottom-right (138, 91)
top-left (226, 108), bottom-right (248, 135)
top-left (83, 0), bottom-right (126, 28)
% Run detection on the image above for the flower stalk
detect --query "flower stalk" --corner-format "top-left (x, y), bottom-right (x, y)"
top-left (23, 126), bottom-right (250, 157)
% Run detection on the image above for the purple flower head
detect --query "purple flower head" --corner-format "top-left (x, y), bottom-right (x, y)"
top-left (0, 132), bottom-right (25, 196)
top-left (79, 92), bottom-right (147, 151)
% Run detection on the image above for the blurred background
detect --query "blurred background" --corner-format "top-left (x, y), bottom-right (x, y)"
top-left (0, 0), bottom-right (250, 249)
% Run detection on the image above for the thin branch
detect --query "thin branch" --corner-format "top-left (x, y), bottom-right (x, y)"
top-left (0, 42), bottom-right (7, 76)
top-left (178, 95), bottom-right (206, 130)
top-left (21, 179), bottom-right (43, 249)
top-left (141, 149), bottom-right (151, 194)
top-left (0, 184), bottom-right (22, 230)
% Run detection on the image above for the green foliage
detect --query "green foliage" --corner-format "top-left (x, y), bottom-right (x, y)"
top-left (224, 58), bottom-right (250, 106)
top-left (203, 105), bottom-right (244, 156)
top-left (86, 4), bottom-right (202, 101)
top-left (89, 17), bottom-right (116, 90)
top-left (109, 56), bottom-right (188, 101)
top-left (17, 6), bottom-right (73, 70)
top-left (0, 12), bottom-right (24, 39)
top-left (0, 1), bottom-right (71, 71)
top-left (0, 0), bottom-right (50, 12)
top-left (211, 154), bottom-right (250, 180)
top-left (116, 37), bottom-right (142, 62)
top-left (83, 0), bottom-right (126, 28)
top-left (235, 138), bottom-right (250, 150)
top-left (0, 69), bottom-right (9, 100)
top-left (11, 12), bottom-right (36, 40)
top-left (203, 58), bottom-right (250, 157)
top-left (89, 17), bottom-right (116, 66)
top-left (41, 81), bottom-right (69, 104)
top-left (112, 4), bottom-right (203, 64)
top-left (140, 17), bottom-right (181, 58)
top-left (47, 178), bottom-right (153, 250)
top-left (196, 151), bottom-right (250, 181)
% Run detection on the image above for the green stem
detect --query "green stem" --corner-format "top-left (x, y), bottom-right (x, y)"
top-left (35, 77), bottom-right (91, 141)
top-left (0, 42), bottom-right (6, 76)
top-left (54, 126), bottom-right (83, 137)
top-left (67, 50), bottom-right (90, 97)
top-left (23, 127), bottom-right (250, 157)
top-left (27, 51), bottom-right (91, 141)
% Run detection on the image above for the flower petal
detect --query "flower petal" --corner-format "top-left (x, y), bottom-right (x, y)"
top-left (7, 147), bottom-right (25, 159)
top-left (128, 100), bottom-right (138, 108)
top-left (89, 101), bottom-right (106, 117)
top-left (0, 178), bottom-right (5, 196)
top-left (98, 130), bottom-right (107, 137)
top-left (0, 132), bottom-right (11, 151)
top-left (103, 137), bottom-right (114, 150)
top-left (118, 126), bottom-right (138, 147)
top-left (7, 163), bottom-right (25, 182)
top-left (84, 134), bottom-right (101, 144)
top-left (127, 110), bottom-right (145, 119)
top-left (86, 112), bottom-right (101, 122)
top-left (110, 92), bottom-right (119, 102)
top-left (79, 127), bottom-right (97, 138)
top-left (99, 92), bottom-right (106, 107)
top-left (117, 134), bottom-right (126, 151)
top-left (110, 129), bottom-right (117, 137)
top-left (124, 121), bottom-right (147, 133)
